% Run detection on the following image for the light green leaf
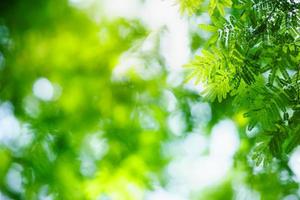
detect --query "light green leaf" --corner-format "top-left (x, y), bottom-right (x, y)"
top-left (199, 24), bottom-right (218, 32)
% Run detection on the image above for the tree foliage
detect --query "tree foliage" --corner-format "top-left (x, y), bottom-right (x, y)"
top-left (0, 0), bottom-right (300, 199)
top-left (185, 0), bottom-right (300, 167)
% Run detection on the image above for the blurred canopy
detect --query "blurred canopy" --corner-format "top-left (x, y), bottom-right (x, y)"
top-left (0, 0), bottom-right (166, 199)
top-left (0, 0), bottom-right (300, 200)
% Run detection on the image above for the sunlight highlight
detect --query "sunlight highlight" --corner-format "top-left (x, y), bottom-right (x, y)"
top-left (33, 78), bottom-right (54, 101)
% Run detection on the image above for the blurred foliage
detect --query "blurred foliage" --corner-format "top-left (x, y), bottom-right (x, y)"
top-left (0, 0), bottom-right (213, 199)
top-left (0, 0), bottom-right (300, 199)
top-left (0, 0), bottom-right (167, 199)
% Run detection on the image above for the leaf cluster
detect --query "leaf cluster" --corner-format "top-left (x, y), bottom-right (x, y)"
top-left (184, 0), bottom-right (300, 167)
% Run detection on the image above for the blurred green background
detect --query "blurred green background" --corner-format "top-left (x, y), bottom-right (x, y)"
top-left (0, 0), bottom-right (299, 199)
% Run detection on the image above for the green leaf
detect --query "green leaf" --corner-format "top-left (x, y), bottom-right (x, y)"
top-left (217, 4), bottom-right (225, 16)
top-left (208, 0), bottom-right (217, 16)
top-left (199, 24), bottom-right (218, 32)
